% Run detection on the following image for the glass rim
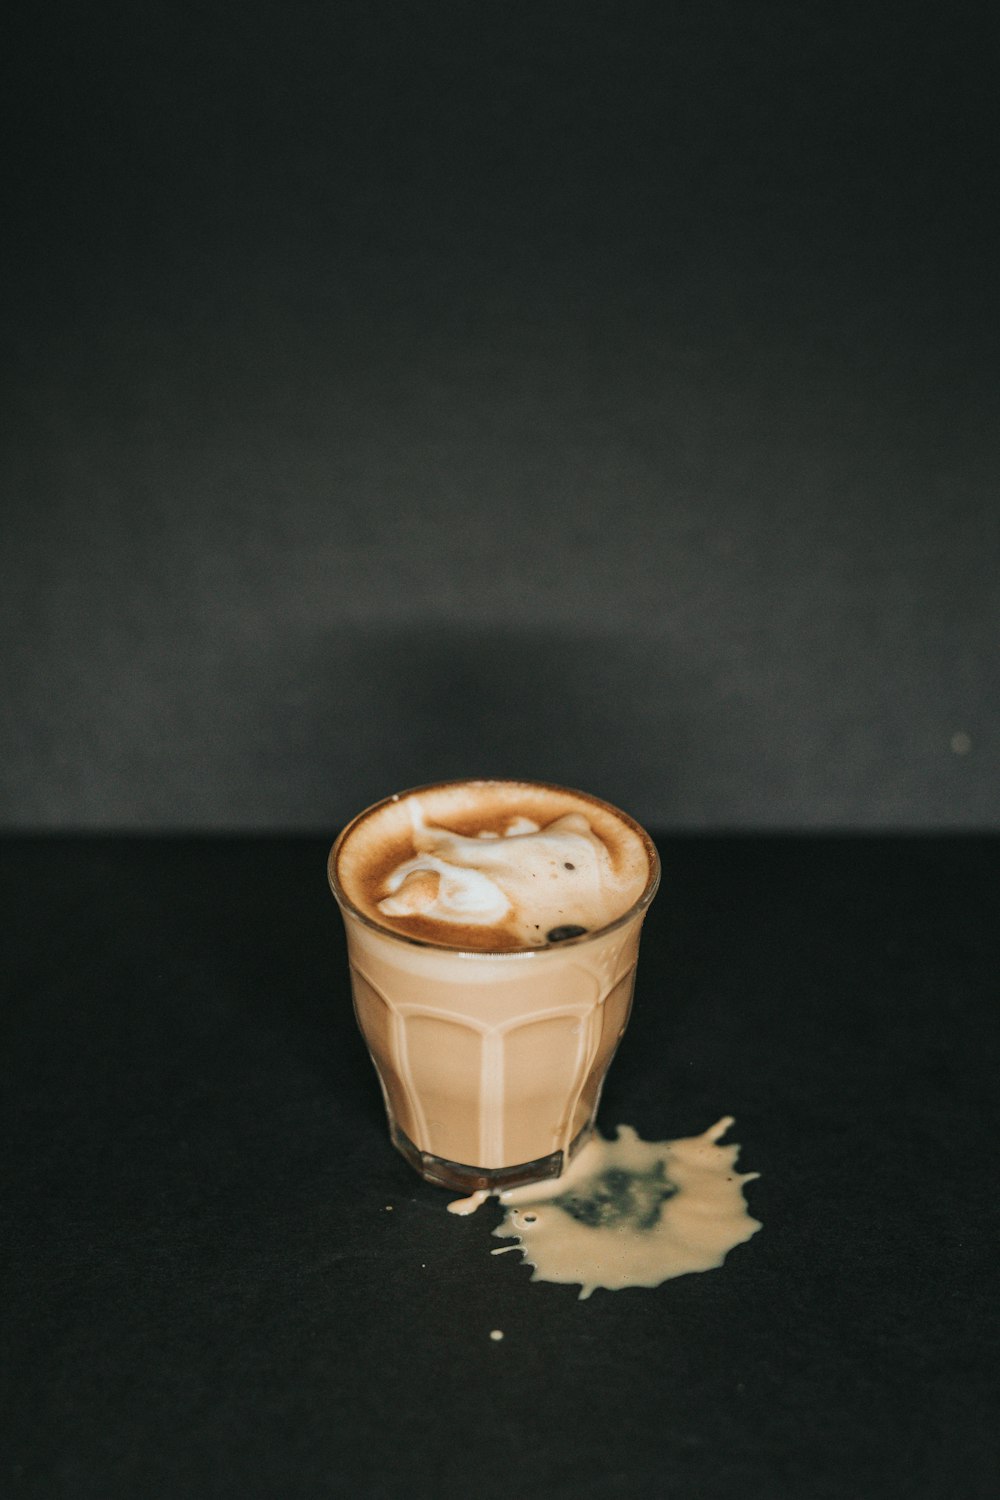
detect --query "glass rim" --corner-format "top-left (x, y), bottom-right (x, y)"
top-left (327, 777), bottom-right (661, 959)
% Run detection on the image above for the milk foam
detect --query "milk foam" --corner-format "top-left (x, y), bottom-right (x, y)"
top-left (375, 798), bottom-right (644, 947)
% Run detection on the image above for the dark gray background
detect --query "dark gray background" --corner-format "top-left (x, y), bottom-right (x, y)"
top-left (4, 1), bottom-right (997, 831)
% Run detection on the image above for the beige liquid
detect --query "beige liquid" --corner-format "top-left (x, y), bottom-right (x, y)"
top-left (329, 781), bottom-right (659, 1186)
top-left (484, 1117), bottom-right (761, 1299)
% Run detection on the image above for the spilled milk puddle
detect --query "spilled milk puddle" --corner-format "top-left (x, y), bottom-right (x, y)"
top-left (452, 1117), bottom-right (761, 1300)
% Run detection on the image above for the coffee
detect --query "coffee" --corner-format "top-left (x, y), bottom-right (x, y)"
top-left (334, 780), bottom-right (651, 951)
top-left (329, 780), bottom-right (659, 1192)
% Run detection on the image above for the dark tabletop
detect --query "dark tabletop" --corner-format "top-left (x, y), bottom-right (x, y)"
top-left (2, 835), bottom-right (997, 1499)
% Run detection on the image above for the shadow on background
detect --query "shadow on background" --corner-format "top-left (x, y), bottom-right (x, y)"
top-left (279, 618), bottom-right (702, 833)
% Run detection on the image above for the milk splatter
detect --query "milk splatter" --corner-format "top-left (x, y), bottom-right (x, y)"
top-left (487, 1117), bottom-right (760, 1299)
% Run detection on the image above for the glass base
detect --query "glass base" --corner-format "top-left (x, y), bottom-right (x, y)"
top-left (390, 1122), bottom-right (592, 1193)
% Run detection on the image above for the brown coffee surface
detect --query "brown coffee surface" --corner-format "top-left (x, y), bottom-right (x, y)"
top-left (334, 780), bottom-right (654, 951)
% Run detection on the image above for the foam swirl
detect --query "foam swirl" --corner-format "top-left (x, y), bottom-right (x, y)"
top-left (375, 802), bottom-right (640, 945)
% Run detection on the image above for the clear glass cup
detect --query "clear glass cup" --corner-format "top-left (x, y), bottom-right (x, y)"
top-left (328, 781), bottom-right (660, 1193)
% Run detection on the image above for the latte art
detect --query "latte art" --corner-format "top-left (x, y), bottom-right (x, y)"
top-left (335, 781), bottom-right (652, 951)
top-left (376, 806), bottom-right (639, 946)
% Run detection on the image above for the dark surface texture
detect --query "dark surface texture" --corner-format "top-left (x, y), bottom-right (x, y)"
top-left (3, 834), bottom-right (997, 1499)
top-left (3, 3), bottom-right (998, 829)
